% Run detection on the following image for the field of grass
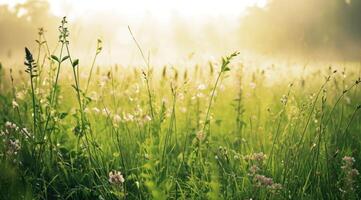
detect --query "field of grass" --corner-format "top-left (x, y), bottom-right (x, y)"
top-left (0, 17), bottom-right (361, 200)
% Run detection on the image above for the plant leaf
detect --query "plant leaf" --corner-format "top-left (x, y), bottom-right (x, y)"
top-left (72, 59), bottom-right (79, 68)
top-left (51, 55), bottom-right (60, 62)
top-left (59, 112), bottom-right (68, 119)
top-left (61, 56), bottom-right (70, 62)
top-left (223, 67), bottom-right (230, 72)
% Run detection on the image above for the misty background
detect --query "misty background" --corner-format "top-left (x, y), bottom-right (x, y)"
top-left (0, 0), bottom-right (361, 67)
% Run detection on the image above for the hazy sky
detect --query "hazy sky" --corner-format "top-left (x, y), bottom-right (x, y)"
top-left (0, 0), bottom-right (269, 66)
top-left (0, 0), bottom-right (267, 21)
top-left (1, 0), bottom-right (359, 65)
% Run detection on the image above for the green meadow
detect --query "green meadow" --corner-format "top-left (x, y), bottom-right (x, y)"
top-left (0, 17), bottom-right (360, 199)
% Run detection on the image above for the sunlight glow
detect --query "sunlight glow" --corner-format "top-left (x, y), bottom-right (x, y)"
top-left (0, 0), bottom-right (267, 21)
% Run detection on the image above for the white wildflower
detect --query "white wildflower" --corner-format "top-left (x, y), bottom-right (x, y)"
top-left (108, 170), bottom-right (125, 185)
top-left (280, 95), bottom-right (287, 105)
top-left (92, 107), bottom-right (100, 114)
top-left (12, 100), bottom-right (19, 108)
top-left (142, 115), bottom-right (152, 122)
top-left (113, 114), bottom-right (122, 123)
top-left (6, 139), bottom-right (21, 156)
top-left (180, 107), bottom-right (187, 113)
top-left (16, 91), bottom-right (25, 100)
top-left (197, 84), bottom-right (207, 91)
top-left (249, 82), bottom-right (256, 89)
top-left (102, 108), bottom-right (111, 116)
top-left (123, 113), bottom-right (134, 122)
top-left (196, 130), bottom-right (205, 141)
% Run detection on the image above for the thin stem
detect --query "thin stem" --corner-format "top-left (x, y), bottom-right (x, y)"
top-left (84, 51), bottom-right (99, 96)
top-left (43, 43), bottom-right (64, 133)
top-left (128, 26), bottom-right (155, 119)
top-left (202, 71), bottom-right (222, 138)
top-left (29, 66), bottom-right (37, 139)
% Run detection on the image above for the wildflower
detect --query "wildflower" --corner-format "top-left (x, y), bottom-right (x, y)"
top-left (99, 75), bottom-right (109, 88)
top-left (99, 81), bottom-right (106, 88)
top-left (34, 88), bottom-right (40, 95)
top-left (197, 84), bottom-right (207, 91)
top-left (249, 82), bottom-right (256, 89)
top-left (134, 84), bottom-right (140, 93)
top-left (6, 139), bottom-right (21, 156)
top-left (269, 183), bottom-right (282, 191)
top-left (249, 165), bottom-right (260, 175)
top-left (342, 156), bottom-right (355, 166)
top-left (134, 106), bottom-right (143, 116)
top-left (196, 130), bottom-right (205, 141)
top-left (254, 174), bottom-right (273, 186)
top-left (245, 151), bottom-right (282, 191)
top-left (178, 92), bottom-right (185, 100)
top-left (180, 107), bottom-right (187, 113)
top-left (219, 84), bottom-right (225, 91)
top-left (341, 156), bottom-right (358, 176)
top-left (67, 108), bottom-right (76, 115)
top-left (142, 115), bottom-right (152, 123)
top-left (90, 91), bottom-right (99, 101)
top-left (341, 155), bottom-right (359, 192)
top-left (244, 152), bottom-right (266, 163)
top-left (84, 108), bottom-right (90, 113)
top-left (102, 108), bottom-right (110, 116)
top-left (5, 121), bottom-right (17, 129)
top-left (196, 92), bottom-right (205, 98)
top-left (92, 107), bottom-right (100, 114)
top-left (253, 174), bottom-right (282, 191)
top-left (5, 121), bottom-right (12, 129)
top-left (100, 75), bottom-right (109, 83)
top-left (123, 113), bottom-right (134, 122)
top-left (42, 79), bottom-right (48, 86)
top-left (113, 114), bottom-right (122, 123)
top-left (39, 98), bottom-right (46, 104)
top-left (108, 170), bottom-right (125, 185)
top-left (350, 169), bottom-right (360, 177)
top-left (280, 95), bottom-right (287, 105)
top-left (15, 91), bottom-right (25, 100)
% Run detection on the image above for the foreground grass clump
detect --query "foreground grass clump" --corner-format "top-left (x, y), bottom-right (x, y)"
top-left (0, 17), bottom-right (361, 199)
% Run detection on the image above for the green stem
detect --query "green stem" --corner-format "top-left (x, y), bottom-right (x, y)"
top-left (29, 66), bottom-right (37, 139)
top-left (203, 71), bottom-right (222, 138)
top-left (84, 52), bottom-right (99, 96)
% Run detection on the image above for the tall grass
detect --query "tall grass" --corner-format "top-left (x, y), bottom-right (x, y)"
top-left (0, 17), bottom-right (360, 200)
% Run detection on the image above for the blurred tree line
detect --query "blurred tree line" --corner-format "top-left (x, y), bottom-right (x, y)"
top-left (0, 0), bottom-right (58, 59)
top-left (239, 0), bottom-right (361, 59)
